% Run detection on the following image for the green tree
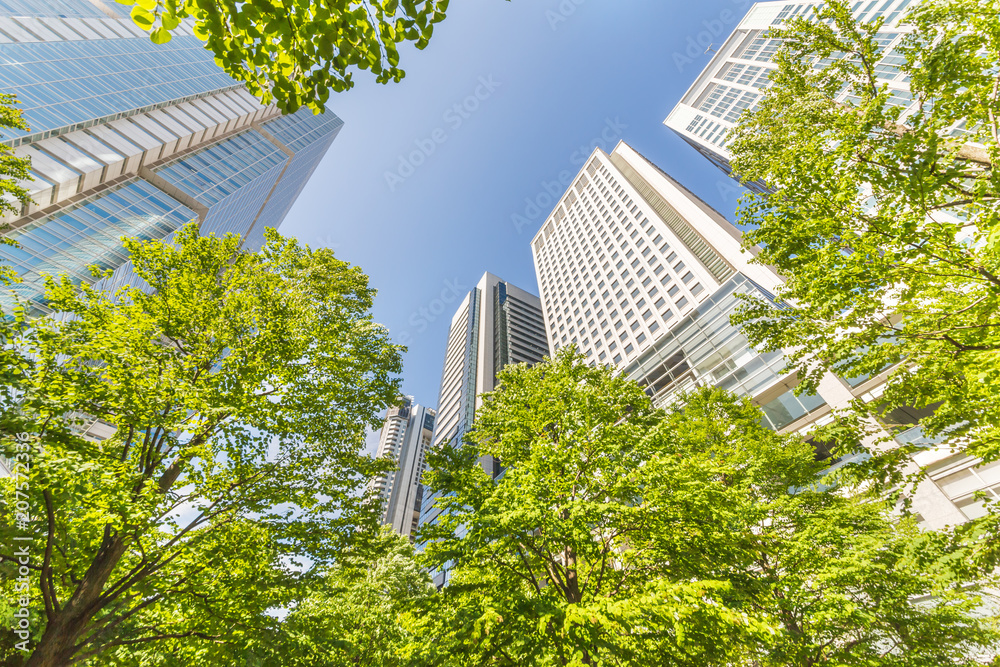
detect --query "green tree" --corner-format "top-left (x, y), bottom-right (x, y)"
top-left (0, 224), bottom-right (402, 666)
top-left (415, 349), bottom-right (999, 666)
top-left (726, 0), bottom-right (1000, 471)
top-left (256, 526), bottom-right (435, 666)
top-left (114, 0), bottom-right (452, 113)
top-left (0, 92), bottom-right (31, 226)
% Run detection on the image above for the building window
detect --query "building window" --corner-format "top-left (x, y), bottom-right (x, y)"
top-left (930, 458), bottom-right (1000, 520)
top-left (676, 296), bottom-right (689, 309)
top-left (624, 343), bottom-right (634, 355)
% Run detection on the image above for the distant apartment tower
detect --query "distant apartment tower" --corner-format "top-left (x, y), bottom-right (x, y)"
top-left (0, 0), bottom-right (342, 314)
top-left (419, 272), bottom-right (548, 585)
top-left (369, 397), bottom-right (436, 538)
top-left (530, 140), bottom-right (973, 529)
top-left (664, 0), bottom-right (918, 179)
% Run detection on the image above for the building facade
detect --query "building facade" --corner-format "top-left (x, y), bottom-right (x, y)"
top-left (0, 0), bottom-right (343, 314)
top-left (418, 272), bottom-right (548, 585)
top-left (369, 397), bottom-right (437, 538)
top-left (664, 0), bottom-right (918, 179)
top-left (662, 0), bottom-right (998, 523)
top-left (531, 140), bottom-right (971, 529)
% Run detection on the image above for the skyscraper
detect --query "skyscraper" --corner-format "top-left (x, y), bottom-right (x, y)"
top-left (418, 272), bottom-right (549, 585)
top-left (531, 140), bottom-right (972, 529)
top-left (0, 0), bottom-right (343, 313)
top-left (664, 0), bottom-right (918, 179)
top-left (369, 397), bottom-right (437, 538)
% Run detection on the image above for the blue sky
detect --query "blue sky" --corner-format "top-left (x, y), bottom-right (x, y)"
top-left (279, 0), bottom-right (751, 410)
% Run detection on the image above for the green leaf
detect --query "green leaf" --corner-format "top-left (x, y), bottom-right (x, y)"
top-left (161, 12), bottom-right (181, 30)
top-left (130, 4), bottom-right (155, 28)
top-left (149, 26), bottom-right (172, 44)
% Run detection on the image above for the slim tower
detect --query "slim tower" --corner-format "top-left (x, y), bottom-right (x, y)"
top-left (419, 272), bottom-right (548, 585)
top-left (370, 397), bottom-right (437, 538)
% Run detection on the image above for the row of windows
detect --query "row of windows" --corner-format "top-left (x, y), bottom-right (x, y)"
top-left (736, 34), bottom-right (782, 63)
top-left (0, 36), bottom-right (239, 138)
top-left (239, 127), bottom-right (342, 250)
top-left (720, 62), bottom-right (771, 89)
top-left (771, 3), bottom-right (811, 25)
top-left (685, 114), bottom-right (728, 148)
top-left (0, 178), bottom-right (195, 312)
top-left (697, 83), bottom-right (759, 125)
top-left (154, 130), bottom-right (288, 208)
top-left (0, 0), bottom-right (116, 19)
top-left (535, 157), bottom-right (708, 368)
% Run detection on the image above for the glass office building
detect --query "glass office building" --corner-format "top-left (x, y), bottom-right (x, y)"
top-left (0, 0), bottom-right (342, 312)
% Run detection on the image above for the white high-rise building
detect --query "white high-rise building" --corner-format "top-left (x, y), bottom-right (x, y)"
top-left (531, 140), bottom-right (974, 529)
top-left (370, 397), bottom-right (436, 538)
top-left (664, 0), bottom-right (919, 179)
top-left (661, 0), bottom-right (999, 524)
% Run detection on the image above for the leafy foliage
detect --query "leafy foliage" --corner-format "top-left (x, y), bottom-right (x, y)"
top-left (415, 349), bottom-right (999, 666)
top-left (0, 224), bottom-right (402, 665)
top-left (114, 0), bottom-right (452, 113)
top-left (727, 0), bottom-right (1000, 470)
top-left (257, 527), bottom-right (434, 666)
top-left (0, 92), bottom-right (33, 252)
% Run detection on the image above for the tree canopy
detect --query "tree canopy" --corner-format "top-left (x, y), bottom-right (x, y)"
top-left (0, 91), bottom-right (33, 274)
top-left (0, 224), bottom-right (402, 665)
top-left (414, 349), bottom-right (999, 666)
top-left (726, 0), bottom-right (1000, 472)
top-left (115, 0), bottom-right (452, 113)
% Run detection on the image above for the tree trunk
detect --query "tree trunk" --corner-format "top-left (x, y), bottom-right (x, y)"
top-left (26, 532), bottom-right (126, 667)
